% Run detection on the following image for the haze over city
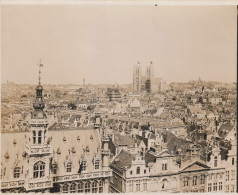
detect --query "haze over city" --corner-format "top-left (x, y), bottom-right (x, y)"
top-left (1, 5), bottom-right (236, 85)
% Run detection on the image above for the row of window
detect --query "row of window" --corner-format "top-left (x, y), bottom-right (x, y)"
top-left (183, 175), bottom-right (205, 187)
top-left (62, 181), bottom-right (103, 193)
top-left (14, 160), bottom-right (101, 179)
top-left (208, 182), bottom-right (223, 192)
top-left (129, 182), bottom-right (147, 192)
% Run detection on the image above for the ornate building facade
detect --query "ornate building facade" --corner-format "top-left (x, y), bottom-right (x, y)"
top-left (1, 80), bottom-right (112, 193)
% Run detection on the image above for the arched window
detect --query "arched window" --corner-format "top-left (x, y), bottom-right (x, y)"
top-left (99, 180), bottom-right (103, 193)
top-left (92, 181), bottom-right (98, 193)
top-left (33, 161), bottom-right (45, 178)
top-left (85, 181), bottom-right (90, 193)
top-left (33, 131), bottom-right (36, 144)
top-left (136, 167), bottom-right (140, 174)
top-left (63, 183), bottom-right (68, 193)
top-left (78, 182), bottom-right (83, 193)
top-left (38, 131), bottom-right (42, 144)
top-left (13, 167), bottom-right (21, 178)
top-left (70, 183), bottom-right (76, 193)
top-left (95, 160), bottom-right (100, 170)
top-left (66, 163), bottom-right (72, 173)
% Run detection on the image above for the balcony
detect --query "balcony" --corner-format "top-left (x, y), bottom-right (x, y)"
top-left (25, 145), bottom-right (52, 156)
top-left (54, 170), bottom-right (112, 183)
top-left (29, 119), bottom-right (48, 125)
top-left (26, 178), bottom-right (52, 191)
top-left (1, 180), bottom-right (25, 190)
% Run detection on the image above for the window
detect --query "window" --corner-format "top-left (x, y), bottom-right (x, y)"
top-left (130, 171), bottom-right (133, 175)
top-left (231, 185), bottom-right (235, 193)
top-left (136, 167), bottom-right (140, 174)
top-left (70, 183), bottom-right (76, 193)
top-left (208, 174), bottom-right (212, 180)
top-left (78, 182), bottom-right (83, 193)
top-left (33, 131), bottom-right (36, 144)
top-left (232, 157), bottom-right (235, 165)
top-left (192, 176), bottom-right (197, 186)
top-left (162, 179), bottom-right (167, 189)
top-left (214, 156), bottom-right (217, 167)
top-left (85, 182), bottom-right (90, 193)
top-left (162, 163), bottom-right (167, 171)
top-left (183, 177), bottom-right (188, 187)
top-left (143, 183), bottom-right (147, 191)
top-left (95, 160), bottom-right (100, 170)
top-left (219, 173), bottom-right (223, 179)
top-left (231, 170), bottom-right (235, 180)
top-left (226, 171), bottom-right (229, 181)
top-left (63, 183), bottom-right (68, 193)
top-left (14, 167), bottom-right (20, 178)
top-left (33, 161), bottom-right (45, 178)
top-left (208, 183), bottom-right (212, 192)
top-left (200, 175), bottom-right (205, 184)
top-left (66, 163), bottom-right (72, 173)
top-left (225, 185), bottom-right (229, 193)
top-left (129, 182), bottom-right (133, 192)
top-left (214, 173), bottom-right (218, 180)
top-left (52, 164), bottom-right (57, 174)
top-left (213, 182), bottom-right (217, 191)
top-left (92, 181), bottom-right (97, 193)
top-left (144, 170), bottom-right (146, 174)
top-left (136, 181), bottom-right (140, 192)
top-left (38, 131), bottom-right (42, 144)
top-left (82, 161), bottom-right (87, 171)
top-left (99, 180), bottom-right (103, 193)
top-left (219, 182), bottom-right (222, 191)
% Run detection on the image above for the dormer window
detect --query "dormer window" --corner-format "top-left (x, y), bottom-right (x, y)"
top-left (13, 139), bottom-right (16, 145)
top-left (77, 136), bottom-right (80, 142)
top-left (214, 156), bottom-right (218, 167)
top-left (95, 160), bottom-right (100, 170)
top-left (52, 164), bottom-right (57, 174)
top-left (63, 137), bottom-right (66, 142)
top-left (14, 167), bottom-right (20, 178)
top-left (82, 160), bottom-right (87, 171)
top-left (66, 162), bottom-right (72, 173)
top-left (90, 135), bottom-right (93, 142)
top-left (57, 148), bottom-right (61, 155)
top-left (136, 167), bottom-right (140, 174)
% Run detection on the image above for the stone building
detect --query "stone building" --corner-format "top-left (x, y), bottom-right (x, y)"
top-left (1, 82), bottom-right (112, 193)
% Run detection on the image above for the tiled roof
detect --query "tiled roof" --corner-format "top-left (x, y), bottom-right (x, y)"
top-left (111, 149), bottom-right (136, 169)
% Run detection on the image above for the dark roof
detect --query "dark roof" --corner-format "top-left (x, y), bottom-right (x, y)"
top-left (111, 150), bottom-right (136, 169)
top-left (144, 150), bottom-right (157, 166)
top-left (113, 134), bottom-right (135, 148)
top-left (218, 123), bottom-right (234, 138)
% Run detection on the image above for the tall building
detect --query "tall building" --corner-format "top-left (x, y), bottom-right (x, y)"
top-left (133, 64), bottom-right (142, 93)
top-left (1, 66), bottom-right (112, 193)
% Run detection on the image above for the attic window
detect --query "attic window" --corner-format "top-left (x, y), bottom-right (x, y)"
top-left (57, 148), bottom-right (61, 155)
top-left (72, 147), bottom-right (76, 153)
top-left (4, 152), bottom-right (9, 159)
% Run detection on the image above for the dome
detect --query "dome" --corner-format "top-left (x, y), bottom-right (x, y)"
top-left (36, 84), bottom-right (43, 90)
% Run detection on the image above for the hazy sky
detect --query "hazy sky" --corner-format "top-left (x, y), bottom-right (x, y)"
top-left (1, 5), bottom-right (237, 85)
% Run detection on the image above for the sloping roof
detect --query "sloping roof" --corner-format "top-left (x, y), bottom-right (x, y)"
top-left (111, 149), bottom-right (136, 169)
top-left (113, 134), bottom-right (135, 148)
top-left (218, 123), bottom-right (234, 138)
top-left (1, 128), bottom-right (101, 181)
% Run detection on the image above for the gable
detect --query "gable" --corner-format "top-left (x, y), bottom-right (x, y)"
top-left (181, 161), bottom-right (210, 172)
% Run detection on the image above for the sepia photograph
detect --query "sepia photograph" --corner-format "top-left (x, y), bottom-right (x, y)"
top-left (1, 1), bottom-right (237, 193)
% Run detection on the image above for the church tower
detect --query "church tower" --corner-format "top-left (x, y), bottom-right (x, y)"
top-left (25, 62), bottom-right (53, 192)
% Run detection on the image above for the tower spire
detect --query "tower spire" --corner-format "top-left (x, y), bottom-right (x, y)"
top-left (38, 59), bottom-right (43, 85)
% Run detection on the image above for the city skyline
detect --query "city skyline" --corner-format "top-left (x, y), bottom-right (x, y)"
top-left (1, 5), bottom-right (237, 85)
